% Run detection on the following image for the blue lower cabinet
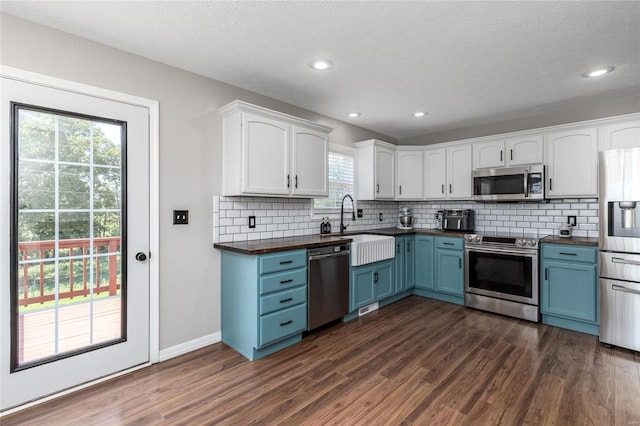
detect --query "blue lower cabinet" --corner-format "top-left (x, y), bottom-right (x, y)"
top-left (540, 244), bottom-right (599, 335)
top-left (413, 236), bottom-right (464, 305)
top-left (221, 249), bottom-right (307, 360)
top-left (414, 236), bottom-right (434, 290)
top-left (350, 259), bottom-right (394, 311)
top-left (395, 236), bottom-right (416, 293)
top-left (435, 248), bottom-right (464, 296)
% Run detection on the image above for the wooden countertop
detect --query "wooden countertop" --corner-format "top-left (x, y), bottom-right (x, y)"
top-left (540, 235), bottom-right (599, 247)
top-left (213, 227), bottom-right (467, 255)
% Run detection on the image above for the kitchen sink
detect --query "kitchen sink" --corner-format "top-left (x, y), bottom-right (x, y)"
top-left (341, 234), bottom-right (395, 266)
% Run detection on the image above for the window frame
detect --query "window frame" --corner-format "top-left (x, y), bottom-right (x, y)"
top-left (312, 143), bottom-right (357, 218)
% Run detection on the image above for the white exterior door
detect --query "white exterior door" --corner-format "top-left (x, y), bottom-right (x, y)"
top-left (291, 125), bottom-right (328, 197)
top-left (1, 77), bottom-right (150, 410)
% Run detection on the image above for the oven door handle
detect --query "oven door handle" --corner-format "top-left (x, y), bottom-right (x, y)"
top-left (611, 257), bottom-right (640, 266)
top-left (466, 246), bottom-right (537, 257)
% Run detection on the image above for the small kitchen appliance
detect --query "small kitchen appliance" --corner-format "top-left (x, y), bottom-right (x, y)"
top-left (397, 207), bottom-right (413, 230)
top-left (442, 209), bottom-right (474, 231)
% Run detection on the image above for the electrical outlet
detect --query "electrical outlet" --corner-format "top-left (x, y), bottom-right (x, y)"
top-left (379, 213), bottom-right (383, 222)
top-left (357, 209), bottom-right (363, 218)
top-left (173, 210), bottom-right (188, 225)
top-left (248, 216), bottom-right (256, 228)
top-left (567, 215), bottom-right (577, 226)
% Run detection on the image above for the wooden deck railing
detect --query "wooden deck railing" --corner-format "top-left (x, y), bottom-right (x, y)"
top-left (18, 237), bottom-right (121, 307)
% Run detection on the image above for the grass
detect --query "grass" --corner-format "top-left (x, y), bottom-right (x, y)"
top-left (19, 290), bottom-right (120, 313)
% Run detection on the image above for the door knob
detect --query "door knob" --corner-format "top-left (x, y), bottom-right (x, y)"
top-left (135, 252), bottom-right (147, 262)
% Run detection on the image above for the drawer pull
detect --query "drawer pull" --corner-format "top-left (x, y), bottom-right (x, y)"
top-left (443, 242), bottom-right (454, 246)
top-left (612, 257), bottom-right (640, 266)
top-left (559, 252), bottom-right (577, 256)
top-left (280, 320), bottom-right (293, 327)
top-left (612, 284), bottom-right (640, 296)
top-left (280, 260), bottom-right (293, 265)
top-left (280, 279), bottom-right (293, 284)
top-left (545, 267), bottom-right (548, 281)
top-left (280, 297), bottom-right (293, 303)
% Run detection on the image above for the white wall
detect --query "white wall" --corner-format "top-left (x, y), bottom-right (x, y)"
top-left (0, 13), bottom-right (393, 351)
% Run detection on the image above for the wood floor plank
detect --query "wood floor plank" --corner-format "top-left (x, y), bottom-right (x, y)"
top-left (3, 295), bottom-right (639, 425)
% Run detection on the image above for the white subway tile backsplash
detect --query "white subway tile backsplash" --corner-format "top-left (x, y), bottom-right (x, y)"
top-left (213, 195), bottom-right (599, 242)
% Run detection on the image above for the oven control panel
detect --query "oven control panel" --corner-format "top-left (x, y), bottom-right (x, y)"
top-left (464, 233), bottom-right (539, 249)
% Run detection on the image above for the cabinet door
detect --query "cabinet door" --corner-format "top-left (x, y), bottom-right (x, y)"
top-left (397, 150), bottom-right (423, 199)
top-left (375, 262), bottom-right (394, 300)
top-left (291, 125), bottom-right (328, 197)
top-left (506, 135), bottom-right (543, 166)
top-left (424, 148), bottom-right (447, 199)
top-left (351, 266), bottom-right (375, 311)
top-left (541, 260), bottom-right (598, 322)
top-left (545, 127), bottom-right (598, 198)
top-left (446, 144), bottom-right (472, 199)
top-left (599, 119), bottom-right (640, 150)
top-left (415, 236), bottom-right (434, 289)
top-left (435, 249), bottom-right (464, 296)
top-left (375, 145), bottom-right (395, 199)
top-left (394, 238), bottom-right (406, 293)
top-left (242, 112), bottom-right (290, 195)
top-left (473, 139), bottom-right (505, 169)
top-left (406, 238), bottom-right (415, 289)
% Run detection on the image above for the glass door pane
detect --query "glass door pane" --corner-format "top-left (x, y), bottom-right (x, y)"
top-left (13, 104), bottom-right (126, 369)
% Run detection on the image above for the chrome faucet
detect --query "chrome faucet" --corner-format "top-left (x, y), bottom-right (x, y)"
top-left (340, 194), bottom-right (356, 235)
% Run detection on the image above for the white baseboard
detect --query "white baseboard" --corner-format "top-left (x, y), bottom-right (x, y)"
top-left (158, 332), bottom-right (221, 362)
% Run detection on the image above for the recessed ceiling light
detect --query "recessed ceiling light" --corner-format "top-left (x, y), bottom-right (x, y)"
top-left (413, 112), bottom-right (426, 117)
top-left (582, 66), bottom-right (615, 78)
top-left (348, 112), bottom-right (361, 118)
top-left (310, 60), bottom-right (333, 71)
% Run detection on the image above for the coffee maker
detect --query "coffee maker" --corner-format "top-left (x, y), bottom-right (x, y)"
top-left (397, 207), bottom-right (413, 230)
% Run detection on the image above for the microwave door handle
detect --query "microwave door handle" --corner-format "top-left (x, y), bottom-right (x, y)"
top-left (523, 170), bottom-right (529, 198)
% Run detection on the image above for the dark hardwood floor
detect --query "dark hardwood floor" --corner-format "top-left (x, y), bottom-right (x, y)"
top-left (4, 296), bottom-right (640, 425)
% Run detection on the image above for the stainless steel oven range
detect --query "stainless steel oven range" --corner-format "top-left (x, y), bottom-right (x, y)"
top-left (464, 233), bottom-right (540, 322)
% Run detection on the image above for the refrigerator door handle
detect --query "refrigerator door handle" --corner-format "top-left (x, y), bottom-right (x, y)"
top-left (612, 257), bottom-right (640, 266)
top-left (612, 284), bottom-right (640, 296)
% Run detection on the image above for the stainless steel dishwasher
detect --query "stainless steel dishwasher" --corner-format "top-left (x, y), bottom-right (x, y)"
top-left (307, 244), bottom-right (350, 331)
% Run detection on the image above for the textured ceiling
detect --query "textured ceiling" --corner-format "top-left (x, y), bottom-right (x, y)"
top-left (2, 1), bottom-right (639, 139)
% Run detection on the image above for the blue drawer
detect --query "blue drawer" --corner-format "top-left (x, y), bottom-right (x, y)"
top-left (260, 268), bottom-right (307, 295)
top-left (259, 304), bottom-right (307, 347)
top-left (542, 244), bottom-right (597, 263)
top-left (436, 237), bottom-right (463, 250)
top-left (259, 250), bottom-right (307, 275)
top-left (260, 286), bottom-right (306, 315)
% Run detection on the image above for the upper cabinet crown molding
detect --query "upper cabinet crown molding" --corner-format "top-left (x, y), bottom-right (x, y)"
top-left (219, 100), bottom-right (332, 197)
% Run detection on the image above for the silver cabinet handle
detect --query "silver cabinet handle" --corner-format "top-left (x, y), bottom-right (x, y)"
top-left (612, 284), bottom-right (640, 296)
top-left (612, 257), bottom-right (640, 266)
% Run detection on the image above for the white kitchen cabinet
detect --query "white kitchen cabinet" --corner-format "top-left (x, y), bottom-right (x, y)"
top-left (473, 135), bottom-right (543, 169)
top-left (291, 125), bottom-right (328, 196)
top-left (473, 139), bottom-right (506, 169)
top-left (599, 115), bottom-right (640, 150)
top-left (423, 148), bottom-right (447, 199)
top-left (218, 101), bottom-right (331, 197)
top-left (355, 139), bottom-right (396, 200)
top-left (446, 144), bottom-right (473, 199)
top-left (545, 126), bottom-right (598, 198)
top-left (396, 148), bottom-right (423, 199)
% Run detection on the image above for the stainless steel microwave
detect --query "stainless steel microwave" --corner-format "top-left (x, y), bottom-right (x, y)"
top-left (472, 165), bottom-right (545, 202)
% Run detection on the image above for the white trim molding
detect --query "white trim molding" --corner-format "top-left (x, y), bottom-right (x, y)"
top-left (159, 332), bottom-right (222, 362)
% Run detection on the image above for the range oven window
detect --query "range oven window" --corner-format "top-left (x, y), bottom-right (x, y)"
top-left (468, 250), bottom-right (533, 298)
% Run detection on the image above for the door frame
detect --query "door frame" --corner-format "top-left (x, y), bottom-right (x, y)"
top-left (0, 65), bottom-right (160, 412)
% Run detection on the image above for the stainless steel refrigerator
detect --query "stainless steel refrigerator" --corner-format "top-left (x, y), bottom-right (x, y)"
top-left (599, 147), bottom-right (640, 352)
